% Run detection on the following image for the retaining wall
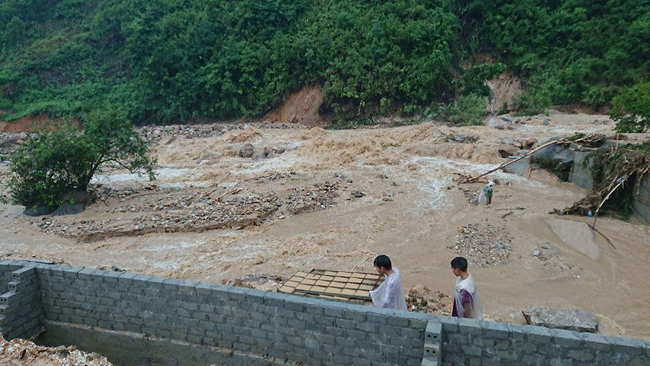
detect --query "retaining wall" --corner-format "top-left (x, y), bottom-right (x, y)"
top-left (1, 260), bottom-right (649, 366)
top-left (633, 174), bottom-right (650, 225)
top-left (569, 150), bottom-right (650, 225)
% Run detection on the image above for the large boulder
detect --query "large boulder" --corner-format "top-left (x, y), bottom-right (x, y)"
top-left (486, 118), bottom-right (508, 130)
top-left (503, 158), bottom-right (531, 177)
top-left (532, 137), bottom-right (575, 164)
top-left (522, 306), bottom-right (599, 333)
top-left (499, 136), bottom-right (521, 148)
top-left (238, 143), bottom-right (255, 158)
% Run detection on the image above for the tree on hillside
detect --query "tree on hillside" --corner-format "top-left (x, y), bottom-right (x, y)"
top-left (611, 83), bottom-right (650, 133)
top-left (8, 108), bottom-right (156, 212)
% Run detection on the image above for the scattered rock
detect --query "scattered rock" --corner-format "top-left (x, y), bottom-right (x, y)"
top-left (523, 306), bottom-right (599, 333)
top-left (534, 242), bottom-right (558, 261)
top-left (499, 137), bottom-right (519, 147)
top-left (406, 285), bottom-right (453, 316)
top-left (140, 124), bottom-right (228, 144)
top-left (0, 335), bottom-right (112, 365)
top-left (230, 274), bottom-right (283, 292)
top-left (543, 119), bottom-right (551, 126)
top-left (238, 143), bottom-right (255, 158)
top-left (284, 181), bottom-right (340, 215)
top-left (500, 115), bottom-right (514, 123)
top-left (37, 182), bottom-right (343, 241)
top-left (351, 191), bottom-right (365, 198)
top-left (451, 223), bottom-right (513, 267)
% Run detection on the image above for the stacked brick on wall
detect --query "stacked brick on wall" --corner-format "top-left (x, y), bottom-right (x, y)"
top-left (0, 265), bottom-right (44, 340)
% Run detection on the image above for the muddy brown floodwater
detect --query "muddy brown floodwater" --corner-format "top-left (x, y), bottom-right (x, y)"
top-left (0, 112), bottom-right (648, 339)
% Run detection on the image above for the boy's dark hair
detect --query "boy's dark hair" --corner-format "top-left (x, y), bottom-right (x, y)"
top-left (373, 255), bottom-right (392, 270)
top-left (451, 257), bottom-right (468, 272)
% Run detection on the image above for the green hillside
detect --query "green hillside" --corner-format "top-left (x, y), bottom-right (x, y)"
top-left (0, 0), bottom-right (648, 125)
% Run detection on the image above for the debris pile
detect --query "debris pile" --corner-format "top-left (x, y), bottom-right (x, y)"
top-left (0, 132), bottom-right (28, 161)
top-left (284, 181), bottom-right (340, 215)
top-left (406, 285), bottom-right (453, 316)
top-left (557, 145), bottom-right (650, 217)
top-left (0, 335), bottom-right (112, 366)
top-left (36, 180), bottom-right (341, 241)
top-left (140, 122), bottom-right (305, 145)
top-left (451, 223), bottom-right (513, 267)
top-left (37, 193), bottom-right (281, 242)
top-left (227, 274), bottom-right (284, 292)
top-left (139, 124), bottom-right (227, 144)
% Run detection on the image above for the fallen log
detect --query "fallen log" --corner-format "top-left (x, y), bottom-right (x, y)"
top-left (463, 139), bottom-right (564, 183)
top-left (463, 134), bottom-right (602, 183)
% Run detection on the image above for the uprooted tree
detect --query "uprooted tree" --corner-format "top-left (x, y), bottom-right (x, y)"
top-left (8, 108), bottom-right (156, 212)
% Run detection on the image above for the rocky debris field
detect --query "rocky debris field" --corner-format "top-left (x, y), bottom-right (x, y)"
top-left (532, 241), bottom-right (582, 278)
top-left (0, 336), bottom-right (112, 366)
top-left (451, 223), bottom-right (513, 267)
top-left (406, 285), bottom-right (454, 316)
top-left (139, 122), bottom-right (305, 145)
top-left (284, 181), bottom-right (339, 215)
top-left (0, 132), bottom-right (31, 165)
top-left (34, 179), bottom-right (340, 242)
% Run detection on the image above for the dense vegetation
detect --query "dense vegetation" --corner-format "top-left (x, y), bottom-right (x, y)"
top-left (0, 0), bottom-right (649, 129)
top-left (8, 108), bottom-right (155, 210)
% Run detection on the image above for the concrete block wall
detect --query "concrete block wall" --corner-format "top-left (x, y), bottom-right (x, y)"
top-left (0, 263), bottom-right (44, 340)
top-left (439, 316), bottom-right (650, 366)
top-left (569, 150), bottom-right (650, 225)
top-left (633, 174), bottom-right (650, 225)
top-left (569, 151), bottom-right (594, 189)
top-left (1, 260), bottom-right (649, 366)
top-left (34, 263), bottom-right (428, 366)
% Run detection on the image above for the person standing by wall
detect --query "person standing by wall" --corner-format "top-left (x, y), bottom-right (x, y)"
top-left (451, 257), bottom-right (483, 319)
top-left (370, 255), bottom-right (408, 311)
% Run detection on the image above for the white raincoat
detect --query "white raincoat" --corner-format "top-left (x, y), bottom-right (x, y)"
top-left (370, 267), bottom-right (408, 311)
top-left (454, 273), bottom-right (483, 319)
top-left (477, 182), bottom-right (494, 204)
